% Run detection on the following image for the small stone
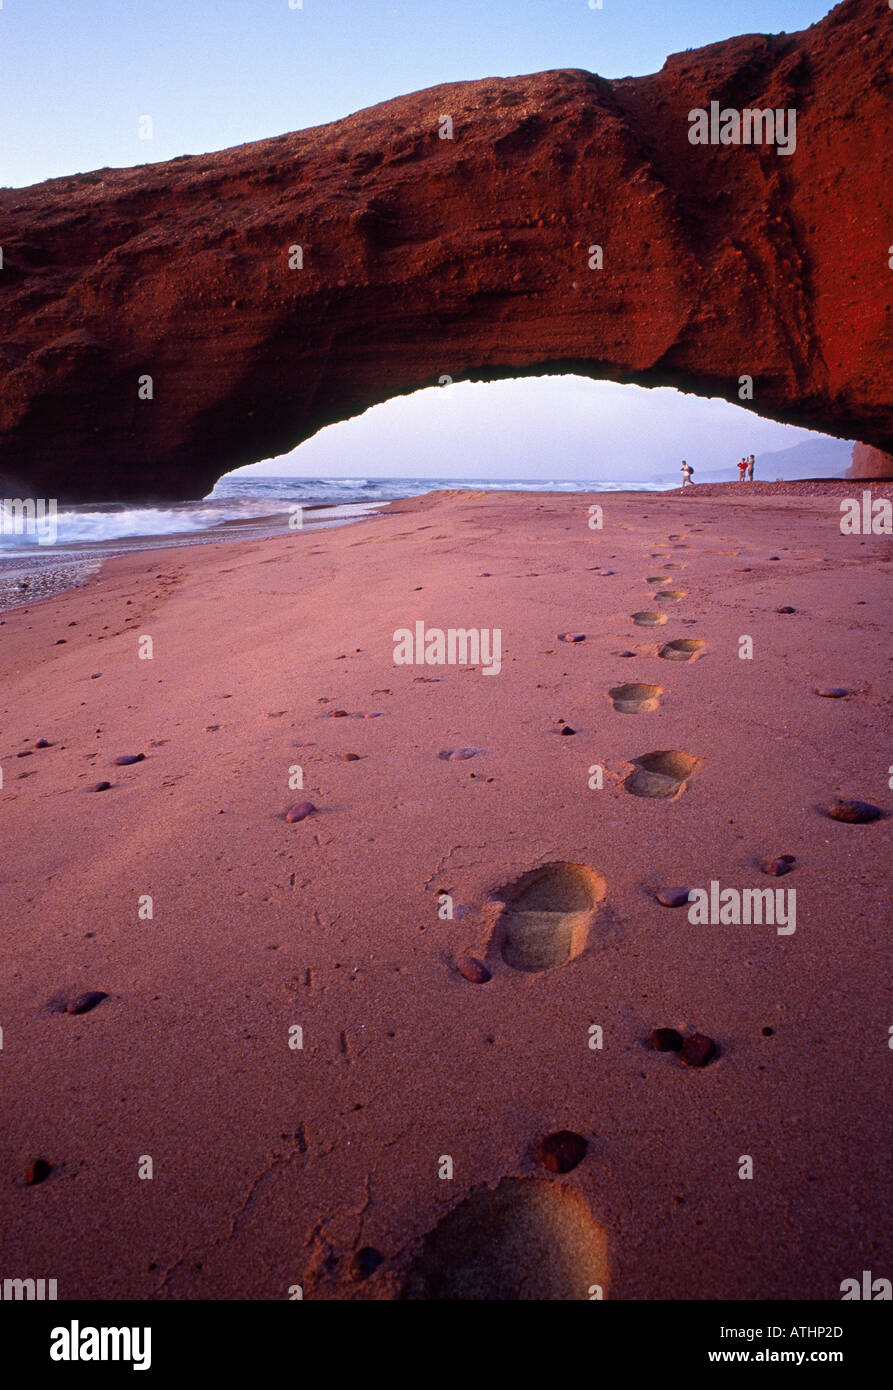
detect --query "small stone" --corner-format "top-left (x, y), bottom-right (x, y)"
top-left (90, 781), bottom-right (112, 792)
top-left (761, 1026), bottom-right (774, 1036)
top-left (34, 739), bottom-right (52, 748)
top-left (25, 1159), bottom-right (51, 1186)
top-left (824, 798), bottom-right (882, 823)
top-left (656, 886), bottom-right (690, 908)
top-left (286, 801), bottom-right (317, 823)
top-left (329, 709), bottom-right (348, 718)
top-left (815, 687), bottom-right (849, 698)
top-left (559, 632), bottom-right (586, 643)
top-left (55, 638), bottom-right (67, 645)
top-left (342, 753), bottom-right (361, 761)
top-left (350, 1247), bottom-right (383, 1281)
top-left (649, 1027), bottom-right (684, 1052)
top-left (680, 1033), bottom-right (718, 1067)
top-left (776, 606), bottom-right (796, 614)
top-left (616, 650), bottom-right (637, 658)
top-left (457, 955), bottom-right (491, 984)
top-left (66, 990), bottom-right (108, 1015)
top-left (558, 725), bottom-right (576, 736)
top-left (114, 753), bottom-right (145, 765)
top-left (536, 1130), bottom-right (588, 1174)
top-left (762, 855), bottom-right (795, 876)
top-left (16, 750), bottom-right (33, 758)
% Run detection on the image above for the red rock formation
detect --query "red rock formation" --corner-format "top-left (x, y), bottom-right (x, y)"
top-left (0, 0), bottom-right (891, 501)
top-left (847, 443), bottom-right (893, 479)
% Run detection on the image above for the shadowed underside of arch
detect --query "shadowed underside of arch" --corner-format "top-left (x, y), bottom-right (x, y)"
top-left (0, 0), bottom-right (891, 501)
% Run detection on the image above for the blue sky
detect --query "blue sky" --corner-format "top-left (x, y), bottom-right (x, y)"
top-left (0, 1), bottom-right (844, 483)
top-left (1, 0), bottom-right (832, 189)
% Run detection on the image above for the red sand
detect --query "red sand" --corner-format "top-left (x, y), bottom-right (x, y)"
top-left (0, 488), bottom-right (890, 1299)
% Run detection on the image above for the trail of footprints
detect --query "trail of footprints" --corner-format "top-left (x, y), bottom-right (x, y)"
top-left (408, 540), bottom-right (711, 1298)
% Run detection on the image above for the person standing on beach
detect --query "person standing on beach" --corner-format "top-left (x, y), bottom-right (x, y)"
top-left (737, 458), bottom-right (748, 482)
top-left (747, 454), bottom-right (755, 481)
top-left (680, 461), bottom-right (693, 488)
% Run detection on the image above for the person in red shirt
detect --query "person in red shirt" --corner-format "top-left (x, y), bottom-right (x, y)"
top-left (737, 458), bottom-right (748, 482)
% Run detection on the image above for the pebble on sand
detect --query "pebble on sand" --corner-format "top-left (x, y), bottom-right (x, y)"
top-left (329, 709), bottom-right (348, 718)
top-left (649, 1027), bottom-right (684, 1052)
top-left (34, 739), bottom-right (52, 748)
top-left (457, 955), bottom-right (491, 984)
top-left (90, 781), bottom-right (112, 792)
top-left (114, 754), bottom-right (145, 765)
top-left (762, 854), bottom-right (796, 876)
top-left (680, 1033), bottom-right (718, 1068)
top-left (25, 1159), bottom-right (52, 1186)
top-left (66, 990), bottom-right (109, 1015)
top-left (558, 632), bottom-right (586, 643)
top-left (824, 798), bottom-right (883, 823)
top-left (342, 753), bottom-right (361, 761)
top-left (656, 886), bottom-right (690, 908)
top-left (557, 725), bottom-right (576, 736)
top-left (814, 687), bottom-right (849, 698)
top-left (536, 1130), bottom-right (588, 1174)
top-left (286, 801), bottom-right (317, 823)
top-left (776, 606), bottom-right (796, 613)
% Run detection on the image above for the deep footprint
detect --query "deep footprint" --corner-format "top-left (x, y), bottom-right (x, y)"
top-left (401, 1178), bottom-right (610, 1299)
top-left (654, 589), bottom-right (686, 602)
top-left (608, 682), bottom-right (663, 713)
top-left (659, 639), bottom-right (706, 662)
top-left (631, 611), bottom-right (667, 627)
top-left (494, 861), bottom-right (605, 971)
top-left (624, 750), bottom-right (699, 799)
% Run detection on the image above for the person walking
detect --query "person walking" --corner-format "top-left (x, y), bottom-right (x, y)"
top-left (747, 454), bottom-right (755, 481)
top-left (680, 460), bottom-right (694, 488)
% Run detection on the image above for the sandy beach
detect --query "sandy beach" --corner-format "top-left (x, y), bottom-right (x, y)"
top-left (1, 483), bottom-right (891, 1300)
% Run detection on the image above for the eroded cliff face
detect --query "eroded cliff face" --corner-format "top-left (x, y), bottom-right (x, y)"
top-left (0, 0), bottom-right (891, 501)
top-left (847, 443), bottom-right (893, 479)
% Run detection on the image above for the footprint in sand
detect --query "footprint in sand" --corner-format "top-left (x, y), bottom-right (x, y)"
top-left (608, 682), bottom-right (663, 713)
top-left (401, 1178), bottom-right (609, 1300)
top-left (624, 750), bottom-right (698, 800)
top-left (659, 639), bottom-right (706, 662)
top-left (493, 861), bottom-right (605, 972)
top-left (654, 589), bottom-right (686, 602)
top-left (631, 611), bottom-right (667, 627)
top-left (646, 575), bottom-right (671, 584)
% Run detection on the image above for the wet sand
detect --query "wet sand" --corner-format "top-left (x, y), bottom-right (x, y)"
top-left (0, 485), bottom-right (891, 1300)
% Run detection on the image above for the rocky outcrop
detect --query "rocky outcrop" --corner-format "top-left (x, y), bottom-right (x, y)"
top-left (0, 0), bottom-right (891, 501)
top-left (847, 443), bottom-right (893, 479)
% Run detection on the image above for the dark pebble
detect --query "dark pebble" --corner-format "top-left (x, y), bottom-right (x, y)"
top-left (649, 1027), bottom-right (684, 1052)
top-left (815, 687), bottom-right (849, 698)
top-left (559, 632), bottom-right (586, 643)
top-left (16, 750), bottom-right (33, 758)
top-left (762, 854), bottom-right (796, 875)
top-left (342, 753), bottom-right (361, 761)
top-left (824, 798), bottom-right (883, 824)
top-left (329, 709), bottom-right (348, 718)
top-left (656, 886), bottom-right (690, 908)
top-left (114, 754), bottom-right (145, 765)
top-left (285, 801), bottom-right (316, 823)
top-left (558, 725), bottom-right (576, 736)
top-left (66, 991), bottom-right (108, 1016)
top-left (34, 739), bottom-right (52, 748)
top-left (680, 1033), bottom-right (718, 1067)
top-left (536, 1130), bottom-right (588, 1174)
top-left (776, 606), bottom-right (796, 614)
top-left (25, 1159), bottom-right (51, 1186)
top-left (90, 781), bottom-right (112, 792)
top-left (457, 955), bottom-right (491, 984)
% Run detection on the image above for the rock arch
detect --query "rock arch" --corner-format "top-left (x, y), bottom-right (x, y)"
top-left (0, 0), bottom-right (890, 501)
